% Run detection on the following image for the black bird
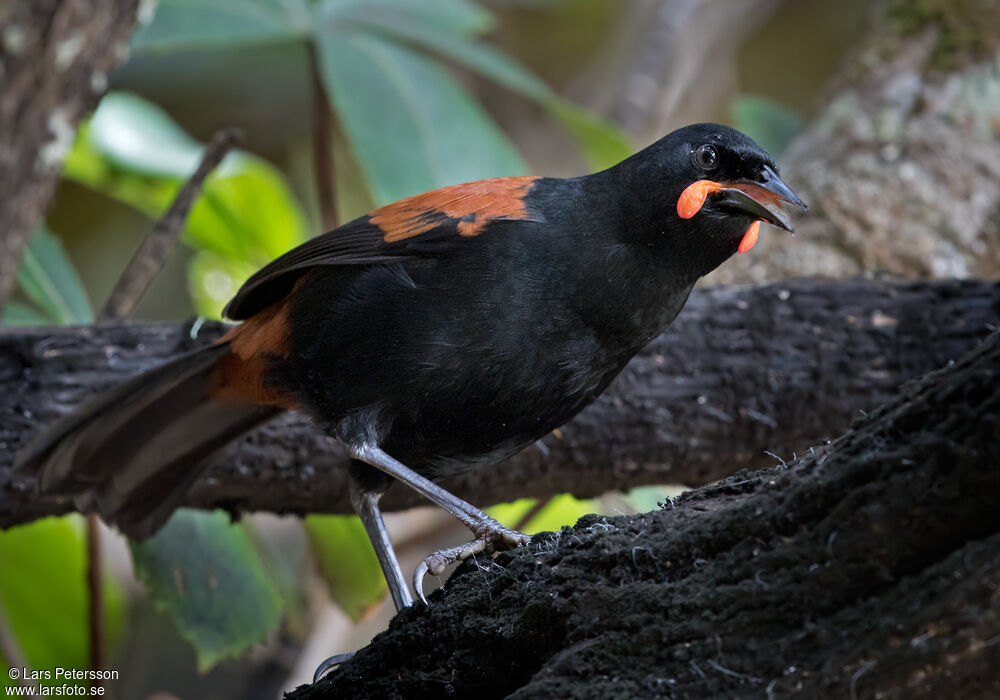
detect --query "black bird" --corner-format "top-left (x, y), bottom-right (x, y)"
top-left (17, 122), bottom-right (805, 633)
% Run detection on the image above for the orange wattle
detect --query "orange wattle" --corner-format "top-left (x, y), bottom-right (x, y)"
top-left (738, 220), bottom-right (761, 254)
top-left (676, 180), bottom-right (723, 219)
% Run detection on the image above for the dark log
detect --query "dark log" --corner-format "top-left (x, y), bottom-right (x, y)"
top-left (1, 278), bottom-right (997, 531)
top-left (288, 330), bottom-right (1000, 700)
top-left (0, 0), bottom-right (140, 304)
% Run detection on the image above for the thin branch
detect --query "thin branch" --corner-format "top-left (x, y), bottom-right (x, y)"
top-left (98, 126), bottom-right (243, 320)
top-left (513, 496), bottom-right (554, 533)
top-left (85, 514), bottom-right (104, 682)
top-left (308, 42), bottom-right (338, 231)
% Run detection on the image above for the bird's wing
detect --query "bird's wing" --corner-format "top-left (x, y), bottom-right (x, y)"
top-left (223, 176), bottom-right (541, 320)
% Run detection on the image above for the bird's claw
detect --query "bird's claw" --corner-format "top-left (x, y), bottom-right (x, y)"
top-left (313, 651), bottom-right (354, 683)
top-left (412, 540), bottom-right (486, 604)
top-left (412, 519), bottom-right (530, 604)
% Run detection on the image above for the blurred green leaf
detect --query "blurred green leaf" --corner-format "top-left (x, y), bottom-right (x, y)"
top-left (89, 92), bottom-right (205, 178)
top-left (525, 494), bottom-right (598, 533)
top-left (131, 510), bottom-right (282, 672)
top-left (487, 500), bottom-right (529, 528)
top-left (1, 302), bottom-right (50, 327)
top-left (17, 227), bottom-right (93, 325)
top-left (62, 122), bottom-right (113, 188)
top-left (0, 517), bottom-right (124, 687)
top-left (546, 101), bottom-right (633, 171)
top-left (132, 0), bottom-right (304, 53)
top-left (187, 153), bottom-right (307, 263)
top-left (63, 124), bottom-right (178, 220)
top-left (305, 515), bottom-right (387, 621)
top-left (187, 251), bottom-right (258, 318)
top-left (356, 21), bottom-right (549, 98)
top-left (730, 95), bottom-right (803, 158)
top-left (63, 91), bottom-right (308, 318)
top-left (241, 518), bottom-right (312, 637)
top-left (133, 0), bottom-right (629, 205)
top-left (489, 494), bottom-right (597, 535)
top-left (343, 11), bottom-right (632, 170)
top-left (323, 0), bottom-right (494, 38)
top-left (316, 34), bottom-right (527, 204)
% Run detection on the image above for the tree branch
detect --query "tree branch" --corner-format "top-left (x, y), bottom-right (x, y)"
top-left (2, 278), bottom-right (997, 530)
top-left (290, 330), bottom-right (1000, 699)
top-left (0, 0), bottom-right (140, 306)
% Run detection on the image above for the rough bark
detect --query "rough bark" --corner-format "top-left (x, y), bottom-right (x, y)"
top-left (0, 0), bottom-right (140, 305)
top-left (715, 0), bottom-right (1000, 285)
top-left (288, 330), bottom-right (1000, 700)
top-left (2, 278), bottom-right (997, 530)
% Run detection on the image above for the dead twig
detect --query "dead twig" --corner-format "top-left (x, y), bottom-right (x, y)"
top-left (98, 126), bottom-right (243, 320)
top-left (84, 513), bottom-right (105, 686)
top-left (513, 496), bottom-right (554, 533)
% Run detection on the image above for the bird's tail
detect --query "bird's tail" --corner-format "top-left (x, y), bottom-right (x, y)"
top-left (15, 343), bottom-right (281, 539)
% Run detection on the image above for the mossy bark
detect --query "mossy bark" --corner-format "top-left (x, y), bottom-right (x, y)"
top-left (288, 332), bottom-right (1000, 700)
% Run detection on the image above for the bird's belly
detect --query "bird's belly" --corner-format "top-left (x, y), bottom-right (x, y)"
top-left (378, 333), bottom-right (623, 478)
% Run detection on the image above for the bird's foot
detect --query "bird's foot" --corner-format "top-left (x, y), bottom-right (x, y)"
top-left (313, 651), bottom-right (354, 683)
top-left (413, 517), bottom-right (530, 603)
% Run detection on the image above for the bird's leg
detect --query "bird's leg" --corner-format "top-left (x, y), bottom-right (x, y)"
top-left (349, 479), bottom-right (414, 611)
top-left (313, 475), bottom-right (415, 683)
top-left (348, 442), bottom-right (531, 602)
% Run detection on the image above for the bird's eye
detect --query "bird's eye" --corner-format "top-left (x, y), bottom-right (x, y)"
top-left (693, 144), bottom-right (719, 171)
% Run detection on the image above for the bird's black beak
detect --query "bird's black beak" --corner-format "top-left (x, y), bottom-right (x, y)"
top-left (712, 165), bottom-right (807, 233)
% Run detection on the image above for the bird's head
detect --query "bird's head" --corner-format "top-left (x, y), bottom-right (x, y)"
top-left (616, 122), bottom-right (807, 276)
